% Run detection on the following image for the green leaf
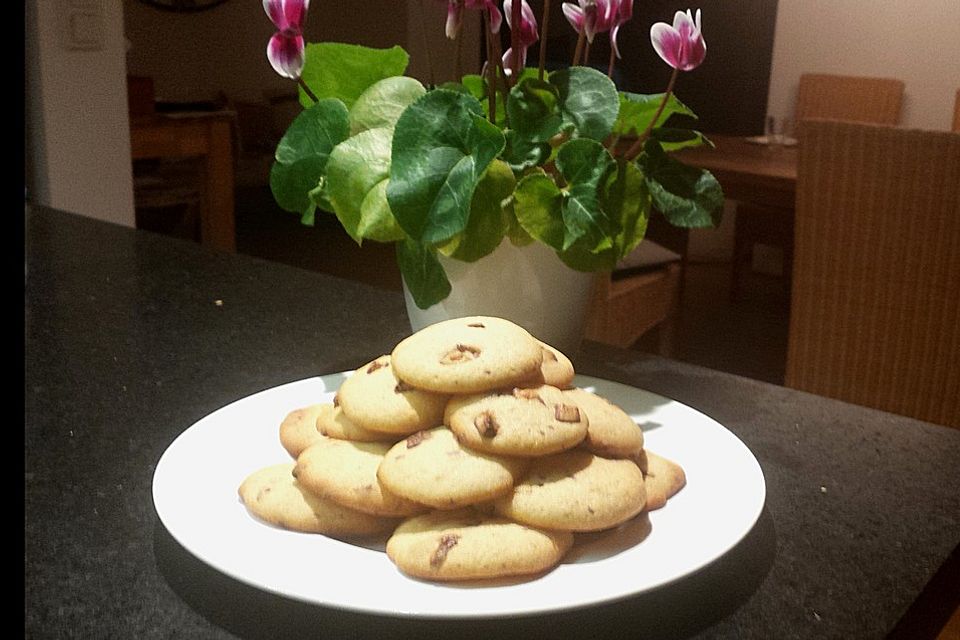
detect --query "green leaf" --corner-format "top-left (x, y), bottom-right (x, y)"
top-left (357, 181), bottom-right (402, 242)
top-left (458, 74), bottom-right (506, 125)
top-left (555, 160), bottom-right (651, 272)
top-left (269, 159), bottom-right (321, 221)
top-left (441, 159), bottom-right (515, 262)
top-left (502, 130), bottom-right (551, 172)
top-left (614, 92), bottom-right (697, 137)
top-left (549, 66), bottom-right (619, 141)
top-left (387, 89), bottom-right (506, 245)
top-left (603, 160), bottom-right (651, 256)
top-left (513, 140), bottom-right (617, 253)
top-left (437, 81), bottom-right (475, 97)
top-left (349, 76), bottom-right (426, 136)
top-left (298, 43), bottom-right (409, 109)
top-left (274, 99), bottom-right (350, 165)
top-left (513, 173), bottom-right (565, 250)
top-left (324, 127), bottom-right (405, 243)
top-left (640, 140), bottom-right (724, 227)
top-left (507, 78), bottom-right (563, 143)
top-left (651, 127), bottom-right (710, 152)
top-left (397, 238), bottom-right (451, 309)
top-left (460, 75), bottom-right (486, 101)
top-left (555, 139), bottom-right (616, 251)
top-left (270, 99), bottom-right (350, 220)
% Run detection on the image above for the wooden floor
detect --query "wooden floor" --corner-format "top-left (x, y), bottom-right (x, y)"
top-left (231, 186), bottom-right (791, 385)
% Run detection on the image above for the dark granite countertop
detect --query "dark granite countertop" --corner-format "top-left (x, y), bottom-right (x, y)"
top-left (24, 207), bottom-right (959, 639)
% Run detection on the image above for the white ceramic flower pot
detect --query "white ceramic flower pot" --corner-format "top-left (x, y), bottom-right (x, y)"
top-left (402, 240), bottom-right (596, 356)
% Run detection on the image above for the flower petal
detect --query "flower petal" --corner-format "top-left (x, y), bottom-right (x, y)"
top-left (562, 2), bottom-right (584, 31)
top-left (506, 0), bottom-right (539, 45)
top-left (501, 47), bottom-right (516, 76)
top-left (281, 0), bottom-right (309, 29)
top-left (263, 0), bottom-right (285, 29)
top-left (267, 32), bottom-right (305, 79)
top-left (263, 0), bottom-right (309, 30)
top-left (487, 3), bottom-right (503, 33)
top-left (650, 22), bottom-right (682, 69)
top-left (446, 0), bottom-right (464, 39)
top-left (582, 2), bottom-right (599, 42)
top-left (651, 8), bottom-right (706, 71)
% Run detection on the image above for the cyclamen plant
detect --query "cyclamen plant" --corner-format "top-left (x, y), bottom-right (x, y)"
top-left (265, 0), bottom-right (722, 309)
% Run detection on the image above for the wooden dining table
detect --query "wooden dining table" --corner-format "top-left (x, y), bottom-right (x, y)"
top-left (675, 134), bottom-right (798, 209)
top-left (129, 112), bottom-right (236, 252)
top-left (25, 205), bottom-right (960, 640)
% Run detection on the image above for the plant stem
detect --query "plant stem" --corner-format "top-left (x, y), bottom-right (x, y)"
top-left (572, 25), bottom-right (586, 65)
top-left (414, 0), bottom-right (437, 86)
top-left (510, 0), bottom-right (522, 80)
top-left (454, 30), bottom-right (463, 81)
top-left (484, 12), bottom-right (496, 122)
top-left (583, 39), bottom-right (591, 66)
top-left (607, 43), bottom-right (616, 78)
top-left (297, 77), bottom-right (318, 103)
top-left (625, 67), bottom-right (679, 160)
top-left (538, 0), bottom-right (551, 80)
top-left (486, 19), bottom-right (511, 100)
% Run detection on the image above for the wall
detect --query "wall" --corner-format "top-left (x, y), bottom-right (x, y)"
top-left (26, 0), bottom-right (135, 226)
top-left (766, 0), bottom-right (960, 131)
top-left (123, 0), bottom-right (480, 104)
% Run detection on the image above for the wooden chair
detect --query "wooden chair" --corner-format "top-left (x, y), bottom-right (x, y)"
top-left (795, 73), bottom-right (904, 125)
top-left (953, 88), bottom-right (960, 133)
top-left (786, 119), bottom-right (960, 428)
top-left (731, 73), bottom-right (906, 300)
top-left (584, 240), bottom-right (684, 356)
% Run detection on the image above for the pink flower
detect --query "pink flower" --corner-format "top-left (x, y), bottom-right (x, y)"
top-left (609, 0), bottom-right (633, 59)
top-left (561, 0), bottom-right (615, 43)
top-left (443, 0), bottom-right (502, 40)
top-left (650, 9), bottom-right (706, 72)
top-left (264, 0), bottom-right (309, 79)
top-left (502, 0), bottom-right (539, 73)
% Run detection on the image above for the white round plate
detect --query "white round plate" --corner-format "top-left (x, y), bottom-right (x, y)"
top-left (153, 374), bottom-right (766, 618)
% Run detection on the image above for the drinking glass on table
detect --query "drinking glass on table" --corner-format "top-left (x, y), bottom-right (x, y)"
top-left (765, 116), bottom-right (792, 146)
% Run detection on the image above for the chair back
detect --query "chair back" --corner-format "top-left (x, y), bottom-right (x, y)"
top-left (953, 88), bottom-right (960, 133)
top-left (787, 119), bottom-right (960, 427)
top-left (796, 74), bottom-right (904, 125)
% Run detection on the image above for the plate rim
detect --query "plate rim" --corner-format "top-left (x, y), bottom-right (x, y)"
top-left (153, 373), bottom-right (767, 619)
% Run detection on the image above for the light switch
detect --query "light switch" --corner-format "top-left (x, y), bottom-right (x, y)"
top-left (62, 0), bottom-right (104, 51)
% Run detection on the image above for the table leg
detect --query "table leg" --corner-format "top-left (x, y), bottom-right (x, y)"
top-left (202, 120), bottom-right (236, 252)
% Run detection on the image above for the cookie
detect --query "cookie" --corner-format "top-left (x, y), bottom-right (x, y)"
top-left (337, 355), bottom-right (448, 435)
top-left (315, 402), bottom-right (398, 443)
top-left (391, 316), bottom-right (543, 394)
top-left (493, 450), bottom-right (646, 532)
top-left (238, 463), bottom-right (397, 537)
top-left (295, 439), bottom-right (427, 517)
top-left (279, 404), bottom-right (328, 458)
top-left (385, 508), bottom-right (573, 581)
top-left (563, 388), bottom-right (644, 458)
top-left (377, 427), bottom-right (529, 509)
top-left (636, 450), bottom-right (686, 511)
top-left (445, 385), bottom-right (589, 457)
top-left (524, 341), bottom-right (576, 389)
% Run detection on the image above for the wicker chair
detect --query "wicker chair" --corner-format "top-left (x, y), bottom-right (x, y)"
top-left (795, 73), bottom-right (904, 125)
top-left (953, 88), bottom-right (960, 133)
top-left (786, 119), bottom-right (960, 428)
top-left (731, 74), bottom-right (905, 300)
top-left (584, 240), bottom-right (683, 355)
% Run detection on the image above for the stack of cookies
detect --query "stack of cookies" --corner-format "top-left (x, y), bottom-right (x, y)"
top-left (239, 316), bottom-right (685, 583)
